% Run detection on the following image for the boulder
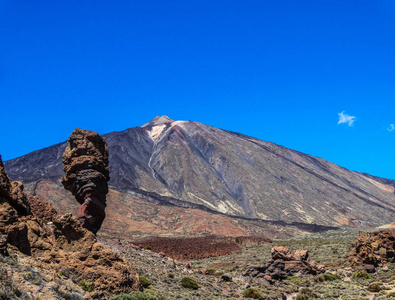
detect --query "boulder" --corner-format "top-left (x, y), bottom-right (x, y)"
top-left (243, 246), bottom-right (324, 283)
top-left (347, 229), bottom-right (395, 271)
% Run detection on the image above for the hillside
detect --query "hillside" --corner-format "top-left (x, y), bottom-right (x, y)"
top-left (4, 116), bottom-right (395, 227)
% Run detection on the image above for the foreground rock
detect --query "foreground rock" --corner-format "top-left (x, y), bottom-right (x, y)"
top-left (61, 128), bottom-right (110, 234)
top-left (348, 229), bottom-right (395, 272)
top-left (0, 156), bottom-right (139, 299)
top-left (243, 246), bottom-right (325, 284)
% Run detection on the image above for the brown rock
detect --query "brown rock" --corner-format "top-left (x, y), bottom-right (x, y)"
top-left (294, 250), bottom-right (309, 261)
top-left (347, 229), bottom-right (395, 269)
top-left (271, 246), bottom-right (292, 260)
top-left (61, 129), bottom-right (110, 234)
top-left (0, 156), bottom-right (139, 299)
top-left (0, 155), bottom-right (31, 216)
top-left (244, 247), bottom-right (324, 283)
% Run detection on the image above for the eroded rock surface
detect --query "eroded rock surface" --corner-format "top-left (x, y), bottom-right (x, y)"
top-left (61, 128), bottom-right (110, 234)
top-left (243, 246), bottom-right (325, 284)
top-left (0, 156), bottom-right (139, 298)
top-left (348, 229), bottom-right (395, 272)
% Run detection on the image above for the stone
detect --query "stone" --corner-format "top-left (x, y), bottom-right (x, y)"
top-left (347, 229), bottom-right (395, 269)
top-left (271, 246), bottom-right (292, 260)
top-left (243, 246), bottom-right (324, 283)
top-left (61, 129), bottom-right (110, 234)
top-left (294, 250), bottom-right (309, 261)
top-left (0, 156), bottom-right (139, 299)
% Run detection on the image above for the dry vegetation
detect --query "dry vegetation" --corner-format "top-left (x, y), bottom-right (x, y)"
top-left (131, 235), bottom-right (243, 260)
top-left (98, 228), bottom-right (395, 300)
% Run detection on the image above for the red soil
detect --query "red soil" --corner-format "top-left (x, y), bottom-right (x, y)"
top-left (132, 235), bottom-right (243, 260)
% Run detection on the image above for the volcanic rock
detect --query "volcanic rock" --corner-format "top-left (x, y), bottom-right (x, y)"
top-left (243, 246), bottom-right (324, 283)
top-left (348, 229), bottom-right (395, 271)
top-left (5, 117), bottom-right (395, 228)
top-left (0, 156), bottom-right (139, 298)
top-left (61, 128), bottom-right (110, 234)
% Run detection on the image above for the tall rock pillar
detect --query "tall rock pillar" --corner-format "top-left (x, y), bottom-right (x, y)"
top-left (61, 128), bottom-right (110, 234)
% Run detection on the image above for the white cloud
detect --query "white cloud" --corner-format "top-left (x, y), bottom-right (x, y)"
top-left (337, 111), bottom-right (356, 126)
top-left (388, 124), bottom-right (395, 132)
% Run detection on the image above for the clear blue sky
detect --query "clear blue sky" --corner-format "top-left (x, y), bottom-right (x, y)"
top-left (1, 1), bottom-right (394, 179)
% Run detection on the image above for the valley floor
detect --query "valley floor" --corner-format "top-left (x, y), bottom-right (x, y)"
top-left (3, 227), bottom-right (395, 299)
top-left (99, 228), bottom-right (395, 300)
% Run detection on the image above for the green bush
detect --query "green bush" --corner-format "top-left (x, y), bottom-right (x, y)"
top-left (352, 272), bottom-right (371, 279)
top-left (139, 276), bottom-right (151, 288)
top-left (388, 292), bottom-right (395, 297)
top-left (180, 277), bottom-right (199, 290)
top-left (323, 272), bottom-right (341, 281)
top-left (144, 245), bottom-right (152, 250)
top-left (78, 280), bottom-right (95, 292)
top-left (242, 287), bottom-right (262, 299)
top-left (109, 291), bottom-right (158, 300)
top-left (295, 294), bottom-right (309, 300)
top-left (167, 273), bottom-right (174, 279)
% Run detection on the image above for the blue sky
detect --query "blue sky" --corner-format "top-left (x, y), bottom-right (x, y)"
top-left (1, 1), bottom-right (394, 179)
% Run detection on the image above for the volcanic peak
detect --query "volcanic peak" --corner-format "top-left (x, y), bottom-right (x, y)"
top-left (142, 116), bottom-right (186, 141)
top-left (142, 115), bottom-right (175, 128)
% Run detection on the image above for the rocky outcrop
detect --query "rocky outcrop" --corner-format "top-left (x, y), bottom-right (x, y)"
top-left (61, 128), bottom-right (110, 234)
top-left (348, 229), bottom-right (395, 272)
top-left (243, 246), bottom-right (325, 284)
top-left (0, 156), bottom-right (139, 298)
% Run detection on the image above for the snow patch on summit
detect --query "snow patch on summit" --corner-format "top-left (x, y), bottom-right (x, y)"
top-left (147, 124), bottom-right (167, 141)
top-left (146, 120), bottom-right (187, 142)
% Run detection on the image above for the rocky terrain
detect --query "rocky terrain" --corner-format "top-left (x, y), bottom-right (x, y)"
top-left (94, 228), bottom-right (395, 300)
top-left (24, 179), bottom-right (336, 241)
top-left (4, 116), bottom-right (395, 229)
top-left (3, 122), bottom-right (395, 299)
top-left (0, 155), bottom-right (140, 299)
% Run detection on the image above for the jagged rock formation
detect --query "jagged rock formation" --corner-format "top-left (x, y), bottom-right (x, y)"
top-left (0, 156), bottom-right (139, 298)
top-left (243, 246), bottom-right (325, 284)
top-left (348, 229), bottom-right (395, 272)
top-left (61, 128), bottom-right (110, 234)
top-left (4, 116), bottom-right (395, 228)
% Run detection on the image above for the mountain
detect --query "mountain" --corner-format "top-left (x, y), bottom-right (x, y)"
top-left (4, 116), bottom-right (395, 228)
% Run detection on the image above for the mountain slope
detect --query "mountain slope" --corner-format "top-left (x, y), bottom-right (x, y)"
top-left (4, 116), bottom-right (395, 227)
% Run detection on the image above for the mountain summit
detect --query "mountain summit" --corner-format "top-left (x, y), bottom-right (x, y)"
top-left (142, 115), bottom-right (175, 127)
top-left (4, 117), bottom-right (395, 227)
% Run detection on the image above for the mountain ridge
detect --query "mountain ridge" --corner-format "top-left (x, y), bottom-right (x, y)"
top-left (4, 116), bottom-right (395, 228)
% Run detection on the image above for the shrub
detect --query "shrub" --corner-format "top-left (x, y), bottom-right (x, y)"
top-left (297, 287), bottom-right (319, 299)
top-left (388, 292), bottom-right (395, 297)
top-left (78, 280), bottom-right (95, 292)
top-left (144, 245), bottom-right (152, 250)
top-left (109, 292), bottom-right (158, 300)
top-left (323, 272), bottom-right (341, 281)
top-left (167, 273), bottom-right (174, 278)
top-left (206, 268), bottom-right (216, 275)
top-left (180, 277), bottom-right (199, 289)
top-left (367, 283), bottom-right (381, 292)
top-left (139, 276), bottom-right (151, 288)
top-left (242, 287), bottom-right (262, 299)
top-left (352, 272), bottom-right (371, 279)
